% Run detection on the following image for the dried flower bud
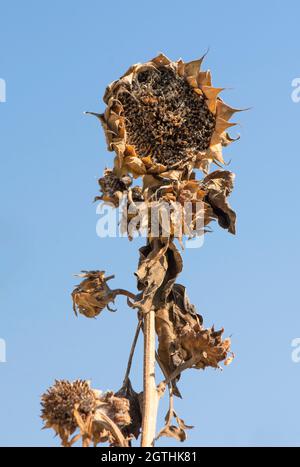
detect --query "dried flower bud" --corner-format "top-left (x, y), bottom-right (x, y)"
top-left (177, 324), bottom-right (233, 370)
top-left (71, 271), bottom-right (117, 318)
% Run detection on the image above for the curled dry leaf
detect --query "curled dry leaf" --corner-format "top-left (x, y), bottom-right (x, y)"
top-left (137, 240), bottom-right (234, 379)
top-left (133, 239), bottom-right (233, 383)
top-left (156, 289), bottom-right (233, 377)
top-left (156, 408), bottom-right (193, 443)
top-left (41, 380), bottom-right (131, 447)
top-left (134, 240), bottom-right (169, 308)
top-left (203, 170), bottom-right (236, 234)
top-left (115, 378), bottom-right (142, 440)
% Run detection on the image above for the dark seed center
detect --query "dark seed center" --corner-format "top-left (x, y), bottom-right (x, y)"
top-left (118, 67), bottom-right (216, 168)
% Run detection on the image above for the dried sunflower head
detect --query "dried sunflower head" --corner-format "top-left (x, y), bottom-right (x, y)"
top-left (93, 53), bottom-right (239, 178)
top-left (41, 380), bottom-right (132, 447)
top-left (72, 270), bottom-right (117, 318)
top-left (41, 380), bottom-right (98, 442)
top-left (176, 324), bottom-right (233, 370)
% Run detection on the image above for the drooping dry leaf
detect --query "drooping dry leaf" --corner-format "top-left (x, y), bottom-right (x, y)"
top-left (134, 240), bottom-right (169, 309)
top-left (115, 378), bottom-right (142, 440)
top-left (203, 170), bottom-right (236, 234)
top-left (156, 408), bottom-right (193, 442)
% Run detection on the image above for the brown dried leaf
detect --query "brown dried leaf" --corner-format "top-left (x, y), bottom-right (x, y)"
top-left (156, 409), bottom-right (193, 442)
top-left (115, 379), bottom-right (142, 440)
top-left (203, 170), bottom-right (236, 234)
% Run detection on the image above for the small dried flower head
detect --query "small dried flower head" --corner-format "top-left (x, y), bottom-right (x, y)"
top-left (41, 380), bottom-right (97, 436)
top-left (72, 270), bottom-right (117, 318)
top-left (93, 53), bottom-right (239, 179)
top-left (41, 380), bottom-right (132, 447)
top-left (177, 324), bottom-right (233, 370)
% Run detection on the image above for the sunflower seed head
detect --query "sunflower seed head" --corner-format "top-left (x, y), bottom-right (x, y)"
top-left (41, 380), bottom-right (97, 435)
top-left (41, 380), bottom-right (132, 447)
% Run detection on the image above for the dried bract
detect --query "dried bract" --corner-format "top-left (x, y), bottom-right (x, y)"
top-left (95, 168), bottom-right (132, 207)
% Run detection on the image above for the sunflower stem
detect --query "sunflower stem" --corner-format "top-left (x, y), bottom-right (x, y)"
top-left (123, 319), bottom-right (142, 385)
top-left (141, 308), bottom-right (158, 447)
top-left (114, 289), bottom-right (137, 301)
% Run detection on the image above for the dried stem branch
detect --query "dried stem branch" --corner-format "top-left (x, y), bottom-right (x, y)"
top-left (114, 289), bottom-right (137, 301)
top-left (163, 357), bottom-right (196, 386)
top-left (123, 319), bottom-right (142, 385)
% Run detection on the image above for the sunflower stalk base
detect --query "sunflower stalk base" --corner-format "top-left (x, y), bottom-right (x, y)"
top-left (141, 309), bottom-right (158, 447)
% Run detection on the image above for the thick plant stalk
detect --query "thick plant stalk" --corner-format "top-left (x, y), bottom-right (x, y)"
top-left (141, 309), bottom-right (158, 447)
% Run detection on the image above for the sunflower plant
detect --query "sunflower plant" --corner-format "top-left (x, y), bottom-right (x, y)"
top-left (41, 53), bottom-right (242, 447)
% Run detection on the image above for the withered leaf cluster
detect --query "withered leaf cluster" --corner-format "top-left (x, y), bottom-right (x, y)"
top-left (136, 241), bottom-right (234, 379)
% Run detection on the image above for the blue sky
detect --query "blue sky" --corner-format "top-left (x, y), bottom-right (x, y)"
top-left (0, 0), bottom-right (300, 447)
